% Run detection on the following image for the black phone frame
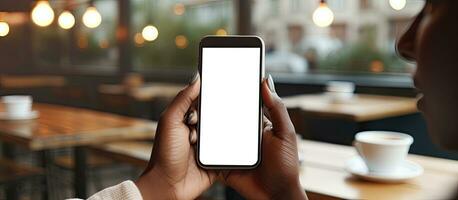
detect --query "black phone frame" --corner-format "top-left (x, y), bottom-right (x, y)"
top-left (196, 35), bottom-right (264, 169)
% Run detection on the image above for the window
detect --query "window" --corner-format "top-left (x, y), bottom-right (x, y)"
top-left (253, 0), bottom-right (425, 75)
top-left (2, 0), bottom-right (424, 77)
top-left (290, 0), bottom-right (304, 13)
top-left (131, 0), bottom-right (235, 71)
top-left (32, 0), bottom-right (118, 71)
top-left (328, 0), bottom-right (345, 11)
top-left (22, 0), bottom-right (233, 73)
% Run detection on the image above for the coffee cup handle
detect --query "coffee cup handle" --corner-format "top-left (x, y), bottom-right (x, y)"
top-left (353, 141), bottom-right (365, 159)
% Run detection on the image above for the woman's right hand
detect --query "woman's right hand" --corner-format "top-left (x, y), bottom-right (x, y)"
top-left (220, 75), bottom-right (308, 200)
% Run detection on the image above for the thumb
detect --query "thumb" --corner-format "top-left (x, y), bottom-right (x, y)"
top-left (261, 75), bottom-right (295, 139)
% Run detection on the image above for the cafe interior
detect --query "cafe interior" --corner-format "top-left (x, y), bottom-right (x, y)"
top-left (0, 0), bottom-right (457, 199)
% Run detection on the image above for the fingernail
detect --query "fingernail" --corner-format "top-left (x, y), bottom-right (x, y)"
top-left (189, 71), bottom-right (199, 85)
top-left (185, 111), bottom-right (194, 125)
top-left (267, 74), bottom-right (276, 93)
top-left (189, 129), bottom-right (197, 144)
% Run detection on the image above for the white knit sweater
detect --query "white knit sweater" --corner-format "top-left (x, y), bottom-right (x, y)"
top-left (82, 180), bottom-right (143, 200)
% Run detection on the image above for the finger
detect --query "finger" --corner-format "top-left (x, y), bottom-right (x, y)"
top-left (261, 75), bottom-right (295, 139)
top-left (263, 105), bottom-right (271, 120)
top-left (218, 170), bottom-right (269, 199)
top-left (263, 115), bottom-right (273, 132)
top-left (262, 115), bottom-right (269, 127)
top-left (185, 109), bottom-right (198, 125)
top-left (162, 73), bottom-right (200, 121)
top-left (190, 98), bottom-right (198, 110)
top-left (189, 127), bottom-right (197, 144)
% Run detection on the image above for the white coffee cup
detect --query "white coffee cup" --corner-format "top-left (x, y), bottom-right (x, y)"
top-left (353, 131), bottom-right (413, 174)
top-left (1, 95), bottom-right (33, 117)
top-left (325, 81), bottom-right (355, 102)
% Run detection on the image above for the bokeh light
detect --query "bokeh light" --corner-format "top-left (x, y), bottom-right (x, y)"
top-left (31, 1), bottom-right (55, 27)
top-left (142, 25), bottom-right (159, 41)
top-left (370, 60), bottom-right (384, 73)
top-left (0, 21), bottom-right (9, 37)
top-left (175, 35), bottom-right (188, 49)
top-left (389, 0), bottom-right (406, 11)
top-left (82, 6), bottom-right (102, 28)
top-left (134, 33), bottom-right (145, 46)
top-left (58, 11), bottom-right (75, 29)
top-left (173, 3), bottom-right (186, 16)
top-left (215, 28), bottom-right (228, 36)
top-left (312, 2), bottom-right (334, 27)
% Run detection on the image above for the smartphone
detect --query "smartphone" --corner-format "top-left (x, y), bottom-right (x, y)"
top-left (197, 36), bottom-right (264, 169)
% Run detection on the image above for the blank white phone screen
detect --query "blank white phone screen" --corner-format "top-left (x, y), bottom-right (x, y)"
top-left (200, 47), bottom-right (261, 166)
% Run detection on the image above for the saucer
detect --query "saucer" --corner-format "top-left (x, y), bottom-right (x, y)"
top-left (345, 156), bottom-right (423, 183)
top-left (0, 111), bottom-right (40, 121)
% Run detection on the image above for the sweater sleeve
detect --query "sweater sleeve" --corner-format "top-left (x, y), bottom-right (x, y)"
top-left (86, 180), bottom-right (143, 200)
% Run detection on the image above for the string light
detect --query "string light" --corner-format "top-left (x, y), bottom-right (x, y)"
top-left (312, 0), bottom-right (334, 28)
top-left (58, 11), bottom-right (75, 29)
top-left (215, 28), bottom-right (227, 36)
top-left (142, 25), bottom-right (159, 41)
top-left (389, 0), bottom-right (406, 11)
top-left (83, 6), bottom-right (102, 28)
top-left (134, 33), bottom-right (145, 46)
top-left (0, 21), bottom-right (9, 37)
top-left (31, 1), bottom-right (55, 27)
top-left (175, 35), bottom-right (188, 49)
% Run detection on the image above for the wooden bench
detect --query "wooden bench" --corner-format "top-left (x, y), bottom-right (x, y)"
top-left (89, 141), bottom-right (152, 168)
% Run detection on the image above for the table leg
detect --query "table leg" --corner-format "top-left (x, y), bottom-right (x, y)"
top-left (39, 150), bottom-right (51, 200)
top-left (2, 143), bottom-right (18, 200)
top-left (74, 146), bottom-right (88, 198)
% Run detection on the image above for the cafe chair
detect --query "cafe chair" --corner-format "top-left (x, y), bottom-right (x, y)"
top-left (88, 141), bottom-right (152, 169)
top-left (0, 158), bottom-right (44, 199)
top-left (51, 150), bottom-right (116, 192)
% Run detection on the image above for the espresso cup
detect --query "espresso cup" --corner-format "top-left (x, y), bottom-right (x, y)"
top-left (353, 131), bottom-right (413, 174)
top-left (1, 95), bottom-right (33, 117)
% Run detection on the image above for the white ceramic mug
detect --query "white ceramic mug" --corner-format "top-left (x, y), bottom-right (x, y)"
top-left (353, 131), bottom-right (413, 174)
top-left (326, 81), bottom-right (355, 102)
top-left (1, 95), bottom-right (33, 117)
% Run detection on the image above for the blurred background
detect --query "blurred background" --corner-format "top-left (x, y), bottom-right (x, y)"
top-left (0, 0), bottom-right (427, 115)
top-left (1, 0), bottom-right (424, 76)
top-left (1, 0), bottom-right (457, 199)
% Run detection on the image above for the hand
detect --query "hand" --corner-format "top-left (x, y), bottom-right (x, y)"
top-left (220, 75), bottom-right (308, 200)
top-left (135, 74), bottom-right (217, 200)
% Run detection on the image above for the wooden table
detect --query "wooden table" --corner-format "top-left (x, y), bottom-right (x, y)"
top-left (88, 139), bottom-right (458, 199)
top-left (299, 140), bottom-right (458, 200)
top-left (0, 103), bottom-right (157, 198)
top-left (98, 82), bottom-right (184, 101)
top-left (0, 75), bottom-right (66, 89)
top-left (283, 94), bottom-right (418, 122)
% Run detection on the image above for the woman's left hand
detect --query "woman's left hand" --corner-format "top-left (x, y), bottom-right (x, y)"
top-left (135, 74), bottom-right (216, 200)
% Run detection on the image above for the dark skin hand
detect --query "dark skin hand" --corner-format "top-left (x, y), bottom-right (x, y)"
top-left (187, 77), bottom-right (307, 199)
top-left (135, 74), bottom-right (217, 200)
top-left (136, 74), bottom-right (307, 200)
top-left (218, 78), bottom-right (307, 200)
